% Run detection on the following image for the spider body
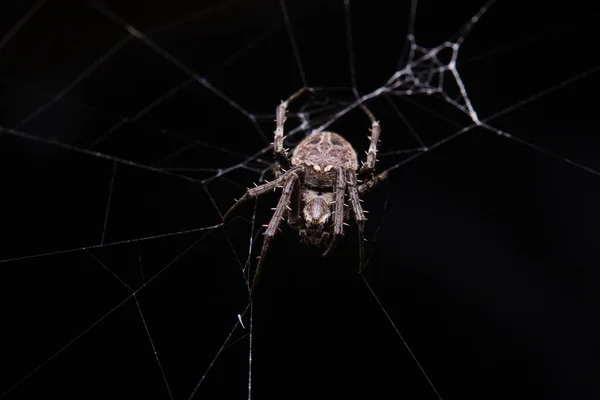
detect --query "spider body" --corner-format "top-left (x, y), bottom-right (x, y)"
top-left (223, 88), bottom-right (388, 297)
top-left (291, 131), bottom-right (357, 245)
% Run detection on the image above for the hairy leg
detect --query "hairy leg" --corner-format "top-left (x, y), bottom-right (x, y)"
top-left (273, 87), bottom-right (308, 172)
top-left (250, 171), bottom-right (300, 298)
top-left (323, 167), bottom-right (347, 256)
top-left (357, 104), bottom-right (382, 179)
top-left (346, 170), bottom-right (367, 273)
top-left (222, 166), bottom-right (303, 222)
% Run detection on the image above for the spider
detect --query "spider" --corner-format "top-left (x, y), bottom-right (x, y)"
top-left (223, 87), bottom-right (388, 297)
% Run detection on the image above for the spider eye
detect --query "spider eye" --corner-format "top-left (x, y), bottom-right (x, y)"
top-left (330, 138), bottom-right (343, 146)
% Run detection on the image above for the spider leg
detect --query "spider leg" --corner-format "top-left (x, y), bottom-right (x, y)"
top-left (346, 170), bottom-right (367, 273)
top-left (274, 87), bottom-right (308, 172)
top-left (287, 176), bottom-right (302, 228)
top-left (250, 172), bottom-right (300, 298)
top-left (222, 166), bottom-right (303, 222)
top-left (323, 167), bottom-right (347, 256)
top-left (358, 170), bottom-right (388, 195)
top-left (357, 103), bottom-right (381, 179)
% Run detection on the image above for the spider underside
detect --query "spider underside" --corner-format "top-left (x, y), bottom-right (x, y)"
top-left (223, 88), bottom-right (388, 297)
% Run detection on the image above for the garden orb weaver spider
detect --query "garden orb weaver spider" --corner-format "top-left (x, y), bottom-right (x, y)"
top-left (223, 88), bottom-right (388, 297)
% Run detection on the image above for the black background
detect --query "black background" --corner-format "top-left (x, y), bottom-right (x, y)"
top-left (1, 1), bottom-right (599, 399)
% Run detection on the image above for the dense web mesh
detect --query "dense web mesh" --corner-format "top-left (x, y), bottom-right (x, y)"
top-left (1, 1), bottom-right (599, 399)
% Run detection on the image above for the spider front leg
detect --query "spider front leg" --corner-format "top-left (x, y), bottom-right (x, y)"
top-left (222, 166), bottom-right (303, 222)
top-left (287, 176), bottom-right (302, 228)
top-left (274, 87), bottom-right (307, 174)
top-left (357, 104), bottom-right (381, 179)
top-left (323, 167), bottom-right (347, 256)
top-left (346, 170), bottom-right (367, 273)
top-left (250, 171), bottom-right (300, 298)
top-left (358, 170), bottom-right (388, 195)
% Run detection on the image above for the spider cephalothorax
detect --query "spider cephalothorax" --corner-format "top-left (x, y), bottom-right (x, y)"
top-left (223, 87), bottom-right (388, 297)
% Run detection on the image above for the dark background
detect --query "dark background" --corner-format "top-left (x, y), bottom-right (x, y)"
top-left (1, 1), bottom-right (599, 399)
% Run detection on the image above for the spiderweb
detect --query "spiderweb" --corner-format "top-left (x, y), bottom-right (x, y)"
top-left (1, 0), bottom-right (599, 399)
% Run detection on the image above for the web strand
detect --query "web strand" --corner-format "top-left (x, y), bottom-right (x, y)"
top-left (16, 37), bottom-right (133, 129)
top-left (396, 0), bottom-right (419, 73)
top-left (279, 0), bottom-right (308, 87)
top-left (134, 296), bottom-right (175, 400)
top-left (89, 1), bottom-right (268, 145)
top-left (383, 94), bottom-right (427, 148)
top-left (101, 161), bottom-right (117, 245)
top-left (0, 293), bottom-right (132, 399)
top-left (0, 0), bottom-right (48, 52)
top-left (0, 232), bottom-right (211, 398)
top-left (85, 249), bottom-right (133, 293)
top-left (361, 275), bottom-right (443, 400)
top-left (247, 303), bottom-right (254, 400)
top-left (482, 124), bottom-right (600, 178)
top-left (343, 0), bottom-right (359, 98)
top-left (0, 126), bottom-right (201, 183)
top-left (0, 225), bottom-right (219, 265)
top-left (187, 304), bottom-right (251, 400)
